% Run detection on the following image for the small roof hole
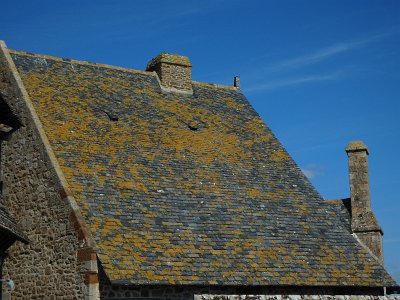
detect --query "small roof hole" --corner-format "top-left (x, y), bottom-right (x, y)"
top-left (103, 110), bottom-right (119, 121)
top-left (188, 124), bottom-right (198, 131)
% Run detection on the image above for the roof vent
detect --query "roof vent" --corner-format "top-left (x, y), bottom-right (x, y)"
top-left (146, 53), bottom-right (193, 94)
top-left (234, 76), bottom-right (240, 88)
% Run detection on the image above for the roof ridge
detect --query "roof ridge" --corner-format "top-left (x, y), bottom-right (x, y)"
top-left (10, 50), bottom-right (240, 91)
top-left (192, 80), bottom-right (239, 91)
top-left (9, 49), bottom-right (153, 75)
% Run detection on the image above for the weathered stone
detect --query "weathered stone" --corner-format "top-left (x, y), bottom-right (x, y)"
top-left (346, 141), bottom-right (384, 262)
top-left (0, 41), bottom-right (87, 299)
top-left (146, 53), bottom-right (193, 93)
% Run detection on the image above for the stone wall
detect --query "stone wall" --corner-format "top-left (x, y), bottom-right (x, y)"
top-left (100, 270), bottom-right (390, 300)
top-left (356, 231), bottom-right (384, 264)
top-left (197, 295), bottom-right (400, 300)
top-left (156, 63), bottom-right (192, 91)
top-left (0, 42), bottom-right (89, 299)
top-left (100, 283), bottom-right (396, 300)
top-left (100, 284), bottom-right (235, 300)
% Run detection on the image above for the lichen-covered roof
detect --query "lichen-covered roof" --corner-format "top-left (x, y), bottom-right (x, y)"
top-left (10, 50), bottom-right (397, 287)
top-left (326, 198), bottom-right (352, 233)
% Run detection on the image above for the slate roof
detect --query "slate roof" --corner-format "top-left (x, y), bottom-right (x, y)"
top-left (326, 198), bottom-right (352, 233)
top-left (9, 50), bottom-right (397, 287)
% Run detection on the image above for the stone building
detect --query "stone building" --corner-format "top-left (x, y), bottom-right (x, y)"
top-left (0, 40), bottom-right (398, 299)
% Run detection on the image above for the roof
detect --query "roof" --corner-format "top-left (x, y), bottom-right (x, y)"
top-left (9, 50), bottom-right (397, 287)
top-left (326, 198), bottom-right (352, 233)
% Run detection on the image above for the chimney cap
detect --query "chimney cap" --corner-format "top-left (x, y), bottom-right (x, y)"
top-left (146, 53), bottom-right (192, 71)
top-left (345, 140), bottom-right (369, 155)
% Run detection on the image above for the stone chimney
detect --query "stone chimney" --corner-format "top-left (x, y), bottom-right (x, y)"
top-left (345, 141), bottom-right (383, 263)
top-left (146, 53), bottom-right (192, 94)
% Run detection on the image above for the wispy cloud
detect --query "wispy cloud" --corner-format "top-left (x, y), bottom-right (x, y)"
top-left (271, 44), bottom-right (350, 70)
top-left (246, 72), bottom-right (342, 92)
top-left (268, 31), bottom-right (396, 72)
top-left (45, 4), bottom-right (205, 43)
top-left (385, 237), bottom-right (400, 244)
top-left (301, 164), bottom-right (324, 179)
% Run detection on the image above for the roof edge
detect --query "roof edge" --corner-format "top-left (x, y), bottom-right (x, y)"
top-left (9, 49), bottom-right (240, 91)
top-left (0, 40), bottom-right (97, 249)
top-left (107, 280), bottom-right (398, 290)
top-left (325, 198), bottom-right (351, 203)
top-left (192, 81), bottom-right (240, 91)
top-left (8, 49), bottom-right (152, 76)
top-left (0, 226), bottom-right (29, 245)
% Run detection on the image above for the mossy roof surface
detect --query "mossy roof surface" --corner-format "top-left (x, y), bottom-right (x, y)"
top-left (10, 51), bottom-right (397, 287)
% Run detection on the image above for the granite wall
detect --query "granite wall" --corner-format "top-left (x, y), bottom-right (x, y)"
top-left (0, 41), bottom-right (89, 299)
top-left (196, 295), bottom-right (400, 300)
top-left (99, 269), bottom-right (391, 300)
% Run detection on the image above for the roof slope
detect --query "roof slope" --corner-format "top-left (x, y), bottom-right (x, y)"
top-left (10, 50), bottom-right (397, 287)
top-left (326, 198), bottom-right (352, 233)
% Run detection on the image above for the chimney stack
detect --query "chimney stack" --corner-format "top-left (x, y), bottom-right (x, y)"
top-left (146, 53), bottom-right (192, 94)
top-left (345, 141), bottom-right (383, 263)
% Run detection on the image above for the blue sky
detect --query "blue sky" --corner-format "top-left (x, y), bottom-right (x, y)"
top-left (1, 0), bottom-right (399, 283)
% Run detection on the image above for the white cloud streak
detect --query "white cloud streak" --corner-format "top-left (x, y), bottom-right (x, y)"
top-left (301, 164), bottom-right (324, 179)
top-left (270, 44), bottom-right (350, 70)
top-left (242, 30), bottom-right (398, 92)
top-left (268, 31), bottom-right (396, 72)
top-left (246, 72), bottom-right (341, 92)
top-left (385, 238), bottom-right (400, 244)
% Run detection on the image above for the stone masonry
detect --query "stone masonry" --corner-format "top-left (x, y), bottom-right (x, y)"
top-left (0, 41), bottom-right (96, 299)
top-left (197, 295), bottom-right (400, 300)
top-left (345, 141), bottom-right (383, 263)
top-left (100, 276), bottom-right (396, 300)
top-left (99, 270), bottom-right (392, 300)
top-left (146, 53), bottom-right (193, 93)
